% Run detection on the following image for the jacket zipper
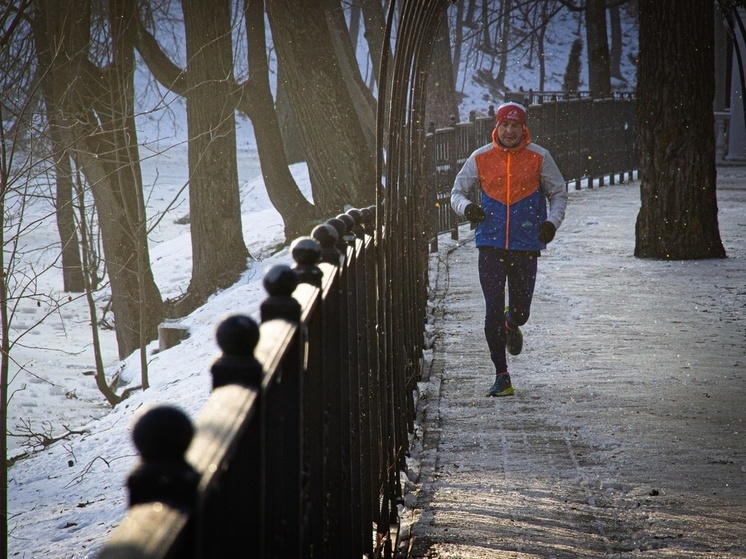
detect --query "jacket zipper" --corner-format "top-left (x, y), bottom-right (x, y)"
top-left (505, 152), bottom-right (511, 249)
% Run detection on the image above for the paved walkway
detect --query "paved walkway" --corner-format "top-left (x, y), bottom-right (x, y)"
top-left (405, 169), bottom-right (746, 558)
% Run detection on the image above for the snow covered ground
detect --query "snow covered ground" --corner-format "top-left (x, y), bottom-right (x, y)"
top-left (7, 139), bottom-right (308, 559)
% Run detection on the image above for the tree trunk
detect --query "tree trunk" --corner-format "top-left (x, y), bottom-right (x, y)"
top-left (609, 4), bottom-right (624, 80)
top-left (451, 0), bottom-right (464, 85)
top-left (32, 3), bottom-right (86, 293)
top-left (35, 0), bottom-right (165, 359)
top-left (361, 0), bottom-right (390, 91)
top-left (276, 66), bottom-right (307, 165)
top-left (181, 0), bottom-right (249, 309)
top-left (537, 2), bottom-right (550, 91)
top-left (240, 0), bottom-right (318, 240)
top-left (50, 114), bottom-right (86, 293)
top-left (635, 0), bottom-right (726, 260)
top-left (324, 0), bottom-right (377, 155)
top-left (266, 0), bottom-right (376, 213)
top-left (425, 15), bottom-right (459, 126)
top-left (585, 0), bottom-right (611, 97)
top-left (495, 0), bottom-right (511, 91)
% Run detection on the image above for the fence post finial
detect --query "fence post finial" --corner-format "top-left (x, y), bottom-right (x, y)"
top-left (291, 236), bottom-right (323, 286)
top-left (211, 314), bottom-right (263, 389)
top-left (260, 264), bottom-right (301, 322)
top-left (126, 405), bottom-right (199, 508)
top-left (312, 223), bottom-right (342, 264)
top-left (335, 213), bottom-right (357, 245)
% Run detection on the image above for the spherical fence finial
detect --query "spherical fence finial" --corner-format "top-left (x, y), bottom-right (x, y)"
top-left (211, 314), bottom-right (263, 389)
top-left (360, 207), bottom-right (374, 229)
top-left (335, 213), bottom-right (356, 244)
top-left (291, 236), bottom-right (323, 286)
top-left (312, 224), bottom-right (341, 264)
top-left (347, 209), bottom-right (365, 238)
top-left (291, 236), bottom-right (321, 267)
top-left (132, 405), bottom-right (194, 460)
top-left (127, 405), bottom-right (199, 508)
top-left (260, 264), bottom-right (301, 322)
top-left (262, 263), bottom-right (298, 297)
top-left (215, 314), bottom-right (259, 356)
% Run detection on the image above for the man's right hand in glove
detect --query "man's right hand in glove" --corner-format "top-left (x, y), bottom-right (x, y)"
top-left (538, 220), bottom-right (556, 243)
top-left (464, 203), bottom-right (486, 224)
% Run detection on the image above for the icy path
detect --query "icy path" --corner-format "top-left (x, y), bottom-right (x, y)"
top-left (408, 171), bottom-right (746, 558)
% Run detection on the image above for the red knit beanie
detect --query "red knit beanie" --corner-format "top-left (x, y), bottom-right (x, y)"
top-left (495, 102), bottom-right (527, 126)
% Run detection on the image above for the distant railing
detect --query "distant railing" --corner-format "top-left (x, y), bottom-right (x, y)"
top-left (424, 93), bottom-right (639, 247)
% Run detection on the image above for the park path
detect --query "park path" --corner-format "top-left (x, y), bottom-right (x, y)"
top-left (404, 169), bottom-right (746, 558)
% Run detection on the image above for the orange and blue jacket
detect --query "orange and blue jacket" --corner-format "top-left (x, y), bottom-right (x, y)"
top-left (451, 126), bottom-right (567, 251)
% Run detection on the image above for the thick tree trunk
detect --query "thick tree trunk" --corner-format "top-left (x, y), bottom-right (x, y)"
top-left (32, 3), bottom-right (86, 293)
top-left (68, 124), bottom-right (165, 359)
top-left (425, 15), bottom-right (459, 126)
top-left (181, 0), bottom-right (249, 308)
top-left (360, 0), bottom-right (390, 91)
top-left (324, 0), bottom-right (377, 155)
top-left (266, 0), bottom-right (376, 213)
top-left (635, 0), bottom-right (725, 260)
top-left (451, 0), bottom-right (464, 85)
top-left (495, 0), bottom-right (511, 91)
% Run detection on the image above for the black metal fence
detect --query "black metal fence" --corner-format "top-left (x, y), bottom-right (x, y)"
top-left (425, 93), bottom-right (638, 247)
top-left (97, 1), bottom-right (447, 558)
top-left (99, 208), bottom-right (419, 558)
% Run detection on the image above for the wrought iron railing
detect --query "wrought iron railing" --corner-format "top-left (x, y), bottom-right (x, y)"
top-left (96, 1), bottom-right (448, 558)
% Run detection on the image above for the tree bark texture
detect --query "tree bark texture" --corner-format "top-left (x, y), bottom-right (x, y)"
top-left (240, 0), bottom-right (318, 240)
top-left (324, 0), bottom-right (377, 154)
top-left (34, 0), bottom-right (165, 358)
top-left (608, 4), bottom-right (623, 80)
top-left (50, 116), bottom-right (86, 293)
top-left (425, 15), bottom-right (459, 127)
top-left (181, 0), bottom-right (249, 305)
top-left (635, 0), bottom-right (726, 259)
top-left (33, 4), bottom-right (86, 294)
top-left (266, 0), bottom-right (377, 213)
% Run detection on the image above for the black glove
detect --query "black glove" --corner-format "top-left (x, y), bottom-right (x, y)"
top-left (538, 221), bottom-right (556, 243)
top-left (464, 203), bottom-right (486, 224)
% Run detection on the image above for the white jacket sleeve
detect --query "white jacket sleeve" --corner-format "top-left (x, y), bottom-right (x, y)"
top-left (540, 151), bottom-right (568, 229)
top-left (450, 154), bottom-right (480, 217)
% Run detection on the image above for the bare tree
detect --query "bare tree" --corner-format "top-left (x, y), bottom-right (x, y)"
top-left (635, 0), bottom-right (725, 259)
top-left (238, 0), bottom-right (319, 240)
top-left (134, 0), bottom-right (320, 247)
top-left (451, 0), bottom-right (465, 84)
top-left (425, 14), bottom-right (459, 127)
top-left (557, 0), bottom-right (615, 97)
top-left (584, 0), bottom-right (611, 96)
top-left (608, 3), bottom-right (624, 80)
top-left (266, 0), bottom-right (377, 212)
top-left (31, 0), bottom-right (165, 359)
top-left (324, 0), bottom-right (377, 154)
top-left (360, 0), bottom-right (390, 92)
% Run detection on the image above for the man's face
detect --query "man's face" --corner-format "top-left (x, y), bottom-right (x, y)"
top-left (496, 121), bottom-right (523, 148)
